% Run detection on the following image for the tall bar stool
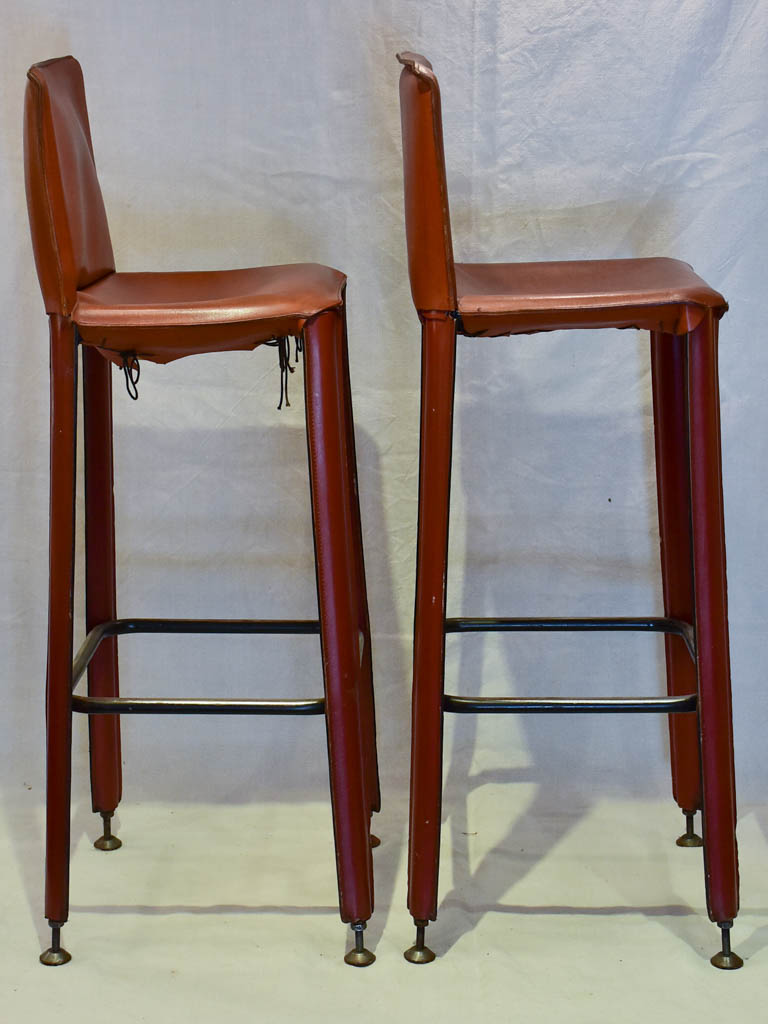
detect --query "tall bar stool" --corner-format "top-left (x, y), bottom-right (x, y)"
top-left (25, 56), bottom-right (379, 967)
top-left (396, 52), bottom-right (740, 969)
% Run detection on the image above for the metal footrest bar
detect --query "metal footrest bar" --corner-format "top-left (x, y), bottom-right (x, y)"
top-left (72, 695), bottom-right (325, 715)
top-left (443, 694), bottom-right (698, 715)
top-left (445, 616), bottom-right (695, 659)
top-left (72, 617), bottom-right (321, 690)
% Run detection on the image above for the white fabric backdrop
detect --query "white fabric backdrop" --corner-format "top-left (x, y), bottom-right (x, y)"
top-left (1, 0), bottom-right (767, 847)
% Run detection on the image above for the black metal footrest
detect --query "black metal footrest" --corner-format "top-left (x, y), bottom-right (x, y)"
top-left (443, 616), bottom-right (697, 715)
top-left (72, 695), bottom-right (324, 715)
top-left (70, 617), bottom-right (325, 716)
top-left (444, 694), bottom-right (697, 715)
top-left (72, 617), bottom-right (321, 691)
top-left (445, 616), bottom-right (695, 658)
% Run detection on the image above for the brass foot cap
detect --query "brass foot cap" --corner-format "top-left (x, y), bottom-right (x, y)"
top-left (94, 835), bottom-right (122, 851)
top-left (344, 947), bottom-right (376, 967)
top-left (40, 947), bottom-right (72, 966)
top-left (676, 833), bottom-right (703, 848)
top-left (711, 951), bottom-right (743, 970)
top-left (404, 944), bottom-right (436, 964)
top-left (370, 834), bottom-right (381, 848)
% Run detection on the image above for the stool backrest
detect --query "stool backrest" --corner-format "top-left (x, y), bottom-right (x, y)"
top-left (24, 56), bottom-right (115, 317)
top-left (396, 52), bottom-right (457, 314)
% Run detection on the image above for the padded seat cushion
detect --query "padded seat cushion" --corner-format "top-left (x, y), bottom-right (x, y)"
top-left (455, 257), bottom-right (727, 337)
top-left (73, 263), bottom-right (346, 363)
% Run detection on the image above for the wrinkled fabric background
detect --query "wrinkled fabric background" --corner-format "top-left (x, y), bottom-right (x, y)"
top-left (1, 0), bottom-right (767, 876)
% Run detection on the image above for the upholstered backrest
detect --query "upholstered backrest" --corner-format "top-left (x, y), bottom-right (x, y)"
top-left (396, 52), bottom-right (456, 313)
top-left (24, 56), bottom-right (115, 316)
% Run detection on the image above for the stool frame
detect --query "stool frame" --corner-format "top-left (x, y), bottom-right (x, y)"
top-left (27, 57), bottom-right (379, 968)
top-left (397, 53), bottom-right (740, 969)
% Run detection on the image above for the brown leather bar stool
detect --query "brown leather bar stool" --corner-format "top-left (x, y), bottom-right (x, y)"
top-left (396, 52), bottom-right (740, 969)
top-left (24, 56), bottom-right (379, 967)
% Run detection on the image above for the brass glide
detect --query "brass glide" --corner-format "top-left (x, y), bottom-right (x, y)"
top-left (94, 810), bottom-right (122, 851)
top-left (404, 920), bottom-right (435, 964)
top-left (344, 922), bottom-right (375, 967)
top-left (676, 810), bottom-right (703, 848)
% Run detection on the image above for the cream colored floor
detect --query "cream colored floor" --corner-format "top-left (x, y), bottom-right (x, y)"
top-left (2, 792), bottom-right (766, 1022)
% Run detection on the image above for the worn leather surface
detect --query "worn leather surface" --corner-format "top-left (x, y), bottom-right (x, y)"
top-left (407, 312), bottom-right (457, 923)
top-left (396, 52), bottom-right (456, 312)
top-left (303, 308), bottom-right (376, 922)
top-left (73, 265), bottom-right (346, 362)
top-left (82, 345), bottom-right (121, 816)
top-left (455, 258), bottom-right (728, 336)
top-left (650, 332), bottom-right (701, 817)
top-left (44, 314), bottom-right (78, 924)
top-left (24, 57), bottom-right (115, 317)
top-left (687, 316), bottom-right (739, 923)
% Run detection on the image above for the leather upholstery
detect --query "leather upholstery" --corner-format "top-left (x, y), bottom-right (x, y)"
top-left (396, 53), bottom-right (456, 311)
top-left (397, 51), bottom-right (727, 339)
top-left (24, 57), bottom-right (345, 365)
top-left (24, 57), bottom-right (115, 317)
top-left (456, 257), bottom-right (727, 336)
top-left (74, 265), bottom-right (346, 362)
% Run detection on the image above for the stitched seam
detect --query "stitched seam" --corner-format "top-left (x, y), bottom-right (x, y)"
top-left (457, 299), bottom-right (722, 316)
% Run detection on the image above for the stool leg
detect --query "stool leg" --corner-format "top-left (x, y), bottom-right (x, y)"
top-left (650, 332), bottom-right (702, 845)
top-left (303, 309), bottom-right (375, 966)
top-left (405, 314), bottom-right (457, 962)
top-left (687, 315), bottom-right (742, 969)
top-left (82, 346), bottom-right (122, 851)
top-left (339, 302), bottom-right (380, 821)
top-left (40, 316), bottom-right (77, 965)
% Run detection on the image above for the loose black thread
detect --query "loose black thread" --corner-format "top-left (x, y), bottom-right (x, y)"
top-left (266, 335), bottom-right (303, 409)
top-left (121, 353), bottom-right (140, 400)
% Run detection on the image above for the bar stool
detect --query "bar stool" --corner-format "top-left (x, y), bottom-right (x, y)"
top-left (24, 56), bottom-right (379, 967)
top-left (396, 52), bottom-right (740, 969)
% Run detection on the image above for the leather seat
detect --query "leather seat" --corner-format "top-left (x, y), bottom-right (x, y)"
top-left (74, 264), bottom-right (346, 361)
top-left (455, 257), bottom-right (727, 336)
